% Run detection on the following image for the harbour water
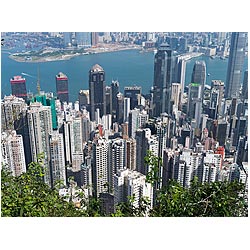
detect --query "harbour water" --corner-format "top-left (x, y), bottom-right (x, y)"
top-left (1, 49), bottom-right (248, 102)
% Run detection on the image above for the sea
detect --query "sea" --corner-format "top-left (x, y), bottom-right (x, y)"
top-left (1, 49), bottom-right (248, 102)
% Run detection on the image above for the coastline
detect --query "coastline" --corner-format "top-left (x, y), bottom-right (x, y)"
top-left (8, 45), bottom-right (142, 63)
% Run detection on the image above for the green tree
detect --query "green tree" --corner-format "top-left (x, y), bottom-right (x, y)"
top-left (1, 155), bottom-right (86, 217)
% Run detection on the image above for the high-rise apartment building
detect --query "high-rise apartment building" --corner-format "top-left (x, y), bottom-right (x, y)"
top-left (27, 102), bottom-right (53, 186)
top-left (10, 75), bottom-right (27, 101)
top-left (49, 131), bottom-right (66, 187)
top-left (56, 72), bottom-right (69, 103)
top-left (1, 130), bottom-right (26, 176)
top-left (89, 64), bottom-right (106, 121)
top-left (225, 32), bottom-right (247, 98)
top-left (152, 44), bottom-right (174, 117)
top-left (1, 95), bottom-right (31, 165)
top-left (92, 138), bottom-right (109, 197)
top-left (114, 169), bottom-right (153, 211)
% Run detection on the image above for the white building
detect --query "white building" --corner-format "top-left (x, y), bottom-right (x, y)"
top-left (1, 95), bottom-right (27, 131)
top-left (114, 169), bottom-right (153, 212)
top-left (27, 102), bottom-right (53, 186)
top-left (1, 130), bottom-right (26, 176)
top-left (49, 131), bottom-right (66, 187)
top-left (92, 138), bottom-right (109, 197)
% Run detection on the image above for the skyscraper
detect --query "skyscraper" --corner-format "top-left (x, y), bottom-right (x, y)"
top-left (89, 64), bottom-right (106, 121)
top-left (75, 32), bottom-right (91, 48)
top-left (92, 138), bottom-right (109, 197)
top-left (10, 75), bottom-right (27, 101)
top-left (1, 130), bottom-right (26, 176)
top-left (191, 61), bottom-right (206, 95)
top-left (241, 70), bottom-right (248, 100)
top-left (124, 86), bottom-right (141, 110)
top-left (111, 80), bottom-right (119, 117)
top-left (49, 131), bottom-right (66, 187)
top-left (152, 44), bottom-right (174, 117)
top-left (225, 32), bottom-right (247, 98)
top-left (27, 102), bottom-right (53, 186)
top-left (56, 72), bottom-right (69, 103)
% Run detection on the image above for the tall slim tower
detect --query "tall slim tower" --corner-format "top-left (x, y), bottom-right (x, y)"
top-left (1, 130), bottom-right (26, 177)
top-left (225, 32), bottom-right (247, 98)
top-left (56, 72), bottom-right (69, 103)
top-left (89, 64), bottom-right (106, 121)
top-left (27, 102), bottom-right (53, 186)
top-left (92, 138), bottom-right (109, 197)
top-left (10, 75), bottom-right (27, 101)
top-left (191, 61), bottom-right (206, 93)
top-left (152, 44), bottom-right (174, 117)
top-left (49, 131), bottom-right (66, 187)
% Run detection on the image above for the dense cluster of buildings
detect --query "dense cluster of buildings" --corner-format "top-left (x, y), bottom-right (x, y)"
top-left (1, 32), bottom-right (248, 214)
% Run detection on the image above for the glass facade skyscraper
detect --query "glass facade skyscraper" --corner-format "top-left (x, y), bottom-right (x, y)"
top-left (10, 75), bottom-right (27, 101)
top-left (225, 32), bottom-right (247, 99)
top-left (89, 64), bottom-right (106, 121)
top-left (152, 44), bottom-right (174, 117)
top-left (56, 72), bottom-right (69, 104)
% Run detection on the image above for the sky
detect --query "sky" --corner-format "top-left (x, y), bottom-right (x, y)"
top-left (0, 1), bottom-right (249, 250)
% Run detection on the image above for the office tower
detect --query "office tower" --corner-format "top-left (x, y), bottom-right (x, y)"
top-left (152, 44), bottom-right (174, 117)
top-left (210, 80), bottom-right (225, 117)
top-left (191, 60), bottom-right (206, 95)
top-left (91, 32), bottom-right (99, 46)
top-left (123, 97), bottom-right (131, 123)
top-left (92, 138), bottom-right (109, 197)
top-left (187, 83), bottom-right (202, 127)
top-left (116, 92), bottom-right (124, 124)
top-left (179, 37), bottom-right (187, 53)
top-left (27, 102), bottom-right (53, 186)
top-left (124, 86), bottom-right (142, 109)
top-left (111, 80), bottom-right (119, 117)
top-left (49, 131), bottom-right (66, 187)
top-left (216, 119), bottom-right (228, 146)
top-left (225, 32), bottom-right (247, 98)
top-left (75, 32), bottom-right (91, 47)
top-left (171, 83), bottom-right (181, 109)
top-left (114, 169), bottom-right (153, 210)
top-left (128, 108), bottom-right (140, 138)
top-left (64, 32), bottom-right (72, 47)
top-left (89, 64), bottom-right (106, 121)
top-left (1, 130), bottom-right (26, 176)
top-left (82, 115), bottom-right (91, 142)
top-left (126, 138), bottom-right (136, 170)
top-left (56, 72), bottom-right (69, 104)
top-left (10, 75), bottom-right (27, 101)
top-left (236, 136), bottom-right (248, 165)
top-left (105, 86), bottom-right (112, 115)
top-left (209, 88), bottom-right (219, 119)
top-left (78, 90), bottom-right (89, 110)
top-left (241, 70), bottom-right (248, 100)
top-left (174, 56), bottom-right (186, 105)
